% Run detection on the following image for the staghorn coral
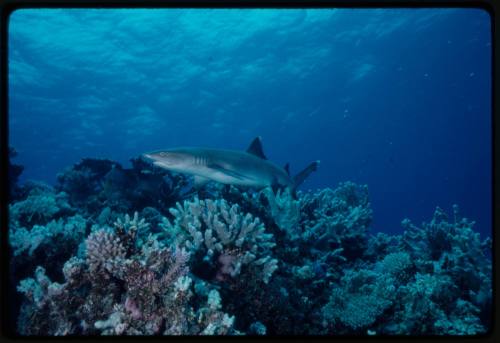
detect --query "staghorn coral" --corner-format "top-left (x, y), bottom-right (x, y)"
top-left (298, 182), bottom-right (373, 260)
top-left (400, 205), bottom-right (492, 322)
top-left (319, 205), bottom-right (491, 336)
top-left (401, 205), bottom-right (490, 266)
top-left (364, 232), bottom-right (401, 262)
top-left (161, 197), bottom-right (278, 284)
top-left (389, 272), bottom-right (485, 335)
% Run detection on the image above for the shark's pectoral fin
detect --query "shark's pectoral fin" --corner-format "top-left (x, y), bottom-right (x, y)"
top-left (208, 163), bottom-right (247, 180)
top-left (194, 175), bottom-right (211, 188)
top-left (246, 136), bottom-right (267, 160)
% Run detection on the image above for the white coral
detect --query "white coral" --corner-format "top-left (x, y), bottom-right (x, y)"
top-left (164, 197), bottom-right (278, 283)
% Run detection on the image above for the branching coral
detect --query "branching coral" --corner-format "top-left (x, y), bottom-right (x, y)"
top-left (401, 205), bottom-right (486, 263)
top-left (364, 232), bottom-right (401, 262)
top-left (9, 188), bottom-right (73, 227)
top-left (319, 205), bottom-right (491, 336)
top-left (260, 187), bottom-right (300, 235)
top-left (390, 273), bottom-right (485, 335)
top-left (10, 214), bottom-right (86, 257)
top-left (162, 197), bottom-right (278, 284)
top-left (298, 182), bottom-right (373, 260)
top-left (400, 205), bottom-right (491, 321)
top-left (8, 212), bottom-right (88, 324)
top-left (16, 213), bottom-right (238, 335)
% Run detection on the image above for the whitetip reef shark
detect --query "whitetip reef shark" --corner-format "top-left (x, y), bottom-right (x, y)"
top-left (143, 137), bottom-right (319, 191)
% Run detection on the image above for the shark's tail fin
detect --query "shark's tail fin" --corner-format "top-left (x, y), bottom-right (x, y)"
top-left (292, 160), bottom-right (320, 191)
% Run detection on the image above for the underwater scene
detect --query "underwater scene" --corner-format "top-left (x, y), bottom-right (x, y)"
top-left (7, 8), bottom-right (492, 335)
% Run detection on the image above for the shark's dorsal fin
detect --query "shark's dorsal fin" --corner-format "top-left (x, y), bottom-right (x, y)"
top-left (246, 136), bottom-right (267, 160)
top-left (284, 163), bottom-right (290, 175)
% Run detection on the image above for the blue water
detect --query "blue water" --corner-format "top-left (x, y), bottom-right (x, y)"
top-left (8, 8), bottom-right (492, 238)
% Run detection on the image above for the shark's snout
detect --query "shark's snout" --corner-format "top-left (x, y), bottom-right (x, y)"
top-left (142, 153), bottom-right (155, 161)
top-left (142, 152), bottom-right (167, 169)
top-left (141, 150), bottom-right (188, 170)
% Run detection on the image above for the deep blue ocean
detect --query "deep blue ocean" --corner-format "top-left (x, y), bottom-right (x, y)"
top-left (8, 8), bottom-right (492, 238)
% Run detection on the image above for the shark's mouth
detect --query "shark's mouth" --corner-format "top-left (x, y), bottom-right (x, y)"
top-left (142, 153), bottom-right (155, 162)
top-left (152, 161), bottom-right (166, 168)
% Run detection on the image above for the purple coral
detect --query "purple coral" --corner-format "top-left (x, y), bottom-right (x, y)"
top-left (16, 213), bottom-right (238, 335)
top-left (85, 230), bottom-right (127, 274)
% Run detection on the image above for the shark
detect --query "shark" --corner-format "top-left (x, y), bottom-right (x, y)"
top-left (143, 137), bottom-right (319, 191)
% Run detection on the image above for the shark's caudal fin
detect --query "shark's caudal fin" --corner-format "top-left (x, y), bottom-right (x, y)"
top-left (292, 160), bottom-right (320, 191)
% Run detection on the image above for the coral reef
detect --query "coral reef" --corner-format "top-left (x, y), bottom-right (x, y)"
top-left (16, 213), bottom-right (238, 335)
top-left (298, 182), bottom-right (373, 260)
top-left (322, 268), bottom-right (396, 331)
top-left (260, 187), bottom-right (301, 236)
top-left (56, 157), bottom-right (191, 217)
top-left (10, 214), bottom-right (86, 258)
top-left (8, 153), bottom-right (492, 336)
top-left (10, 192), bottom-right (72, 230)
top-left (161, 197), bottom-right (278, 284)
top-left (320, 205), bottom-right (491, 335)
